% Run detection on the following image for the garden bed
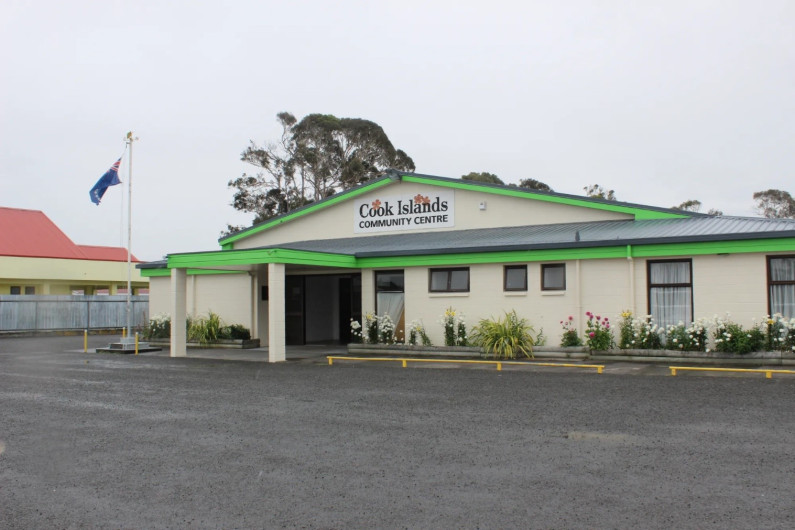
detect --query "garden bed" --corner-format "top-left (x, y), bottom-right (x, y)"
top-left (346, 343), bottom-right (588, 360)
top-left (148, 338), bottom-right (261, 349)
top-left (591, 348), bottom-right (795, 366)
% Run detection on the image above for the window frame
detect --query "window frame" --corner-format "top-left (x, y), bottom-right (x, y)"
top-left (541, 263), bottom-right (566, 291)
top-left (646, 258), bottom-right (694, 325)
top-left (767, 255), bottom-right (795, 317)
top-left (428, 267), bottom-right (470, 293)
top-left (504, 265), bottom-right (528, 292)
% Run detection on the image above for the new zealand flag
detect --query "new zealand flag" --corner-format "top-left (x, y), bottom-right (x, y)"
top-left (89, 157), bottom-right (122, 205)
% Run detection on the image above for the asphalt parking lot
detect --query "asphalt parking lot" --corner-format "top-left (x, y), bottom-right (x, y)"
top-left (1, 336), bottom-right (794, 529)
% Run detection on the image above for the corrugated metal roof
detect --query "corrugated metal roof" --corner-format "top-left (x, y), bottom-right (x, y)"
top-left (262, 216), bottom-right (795, 257)
top-left (0, 206), bottom-right (138, 262)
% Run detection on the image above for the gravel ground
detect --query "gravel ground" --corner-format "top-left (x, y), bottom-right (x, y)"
top-left (1, 337), bottom-right (794, 529)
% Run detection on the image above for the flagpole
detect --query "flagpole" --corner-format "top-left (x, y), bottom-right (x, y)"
top-left (125, 132), bottom-right (136, 343)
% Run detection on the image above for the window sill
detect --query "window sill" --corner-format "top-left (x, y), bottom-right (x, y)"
top-left (429, 292), bottom-right (470, 298)
top-left (504, 291), bottom-right (528, 296)
top-left (541, 291), bottom-right (566, 296)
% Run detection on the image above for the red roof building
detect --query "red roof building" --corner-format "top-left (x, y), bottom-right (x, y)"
top-left (0, 207), bottom-right (147, 295)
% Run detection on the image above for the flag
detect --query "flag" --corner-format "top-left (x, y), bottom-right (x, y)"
top-left (89, 157), bottom-right (122, 205)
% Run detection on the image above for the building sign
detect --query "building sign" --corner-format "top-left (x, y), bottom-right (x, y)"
top-left (354, 190), bottom-right (455, 233)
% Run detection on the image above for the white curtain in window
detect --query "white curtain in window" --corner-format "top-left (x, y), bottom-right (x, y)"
top-left (377, 292), bottom-right (404, 327)
top-left (650, 261), bottom-right (691, 284)
top-left (770, 257), bottom-right (795, 317)
top-left (650, 287), bottom-right (692, 329)
top-left (650, 262), bottom-right (692, 328)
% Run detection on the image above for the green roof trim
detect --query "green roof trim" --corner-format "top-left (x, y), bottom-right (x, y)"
top-left (400, 175), bottom-right (689, 220)
top-left (161, 237), bottom-right (795, 271)
top-left (167, 248), bottom-right (358, 269)
top-left (218, 177), bottom-right (395, 248)
top-left (140, 268), bottom-right (247, 278)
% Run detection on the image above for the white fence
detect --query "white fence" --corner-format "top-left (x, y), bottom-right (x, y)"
top-left (0, 295), bottom-right (149, 331)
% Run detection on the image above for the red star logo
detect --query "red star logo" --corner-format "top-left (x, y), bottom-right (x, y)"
top-left (372, 199), bottom-right (381, 209)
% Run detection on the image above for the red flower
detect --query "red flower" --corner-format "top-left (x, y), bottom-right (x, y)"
top-left (589, 332), bottom-right (595, 338)
top-left (414, 194), bottom-right (424, 204)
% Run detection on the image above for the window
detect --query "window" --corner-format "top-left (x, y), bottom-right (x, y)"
top-left (375, 271), bottom-right (405, 337)
top-left (504, 265), bottom-right (527, 291)
top-left (541, 264), bottom-right (566, 291)
top-left (429, 268), bottom-right (469, 293)
top-left (10, 286), bottom-right (21, 295)
top-left (648, 259), bottom-right (692, 328)
top-left (24, 286), bottom-right (35, 295)
top-left (768, 256), bottom-right (795, 318)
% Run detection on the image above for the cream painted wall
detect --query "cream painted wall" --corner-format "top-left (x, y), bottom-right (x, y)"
top-left (400, 262), bottom-right (586, 346)
top-left (386, 253), bottom-right (776, 347)
top-left (234, 182), bottom-right (631, 249)
top-left (148, 273), bottom-right (254, 330)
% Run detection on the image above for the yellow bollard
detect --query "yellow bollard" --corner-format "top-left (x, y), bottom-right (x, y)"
top-left (122, 327), bottom-right (126, 338)
top-left (135, 332), bottom-right (139, 355)
top-left (497, 362), bottom-right (502, 371)
top-left (597, 366), bottom-right (604, 374)
top-left (328, 357), bottom-right (333, 365)
top-left (402, 359), bottom-right (407, 368)
top-left (83, 329), bottom-right (88, 353)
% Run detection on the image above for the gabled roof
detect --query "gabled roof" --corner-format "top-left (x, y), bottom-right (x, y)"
top-left (144, 213), bottom-right (795, 274)
top-left (0, 206), bottom-right (139, 262)
top-left (260, 215), bottom-right (795, 257)
top-left (218, 171), bottom-right (695, 248)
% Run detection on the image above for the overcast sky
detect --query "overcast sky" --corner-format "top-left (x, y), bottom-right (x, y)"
top-left (2, 1), bottom-right (793, 261)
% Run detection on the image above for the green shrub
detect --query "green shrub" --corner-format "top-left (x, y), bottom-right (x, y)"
top-left (188, 311), bottom-right (223, 345)
top-left (664, 319), bottom-right (708, 352)
top-left (766, 314), bottom-right (795, 352)
top-left (712, 315), bottom-right (765, 354)
top-left (218, 324), bottom-right (251, 341)
top-left (585, 311), bottom-right (614, 351)
top-left (618, 313), bottom-right (663, 349)
top-left (441, 307), bottom-right (468, 346)
top-left (471, 310), bottom-right (535, 359)
top-left (559, 316), bottom-right (583, 347)
top-left (143, 313), bottom-right (171, 339)
top-left (407, 320), bottom-right (433, 346)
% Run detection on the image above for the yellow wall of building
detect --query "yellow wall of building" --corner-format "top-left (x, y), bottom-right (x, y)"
top-left (0, 256), bottom-right (147, 295)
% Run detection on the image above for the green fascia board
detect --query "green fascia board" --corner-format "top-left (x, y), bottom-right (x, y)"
top-left (140, 268), bottom-right (246, 278)
top-left (400, 175), bottom-right (689, 220)
top-left (167, 248), bottom-right (358, 269)
top-left (218, 177), bottom-right (395, 248)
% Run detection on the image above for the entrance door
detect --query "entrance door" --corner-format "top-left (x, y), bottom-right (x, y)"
top-left (285, 275), bottom-right (305, 345)
top-left (375, 270), bottom-right (405, 342)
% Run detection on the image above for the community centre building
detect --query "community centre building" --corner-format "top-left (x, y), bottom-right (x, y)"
top-left (0, 206), bottom-right (147, 296)
top-left (139, 171), bottom-right (795, 361)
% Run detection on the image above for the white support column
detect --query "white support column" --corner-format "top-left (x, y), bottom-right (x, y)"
top-left (170, 268), bottom-right (187, 357)
top-left (361, 269), bottom-right (375, 317)
top-left (267, 263), bottom-right (286, 363)
top-left (250, 272), bottom-right (259, 340)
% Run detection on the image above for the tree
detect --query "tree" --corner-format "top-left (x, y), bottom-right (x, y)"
top-left (518, 178), bottom-right (552, 192)
top-left (753, 189), bottom-right (795, 219)
top-left (583, 184), bottom-right (617, 201)
top-left (672, 200), bottom-right (702, 212)
top-left (706, 208), bottom-right (723, 216)
top-left (461, 172), bottom-right (504, 185)
top-left (227, 112), bottom-right (415, 230)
